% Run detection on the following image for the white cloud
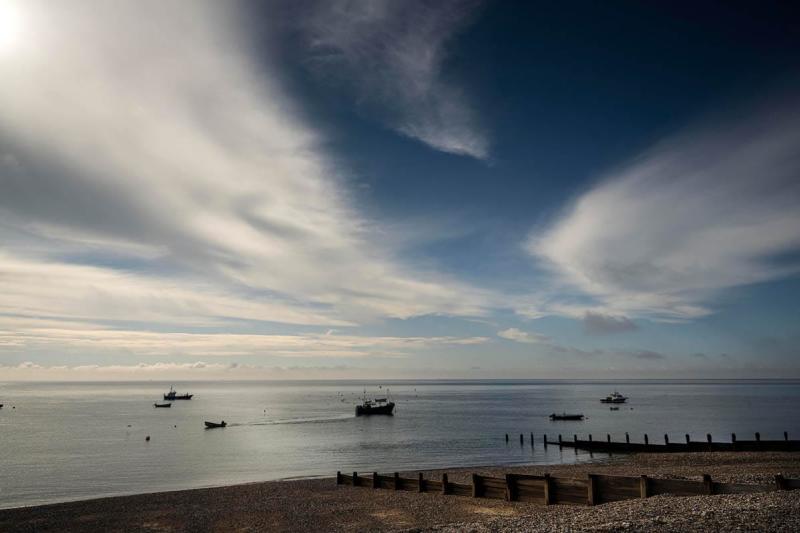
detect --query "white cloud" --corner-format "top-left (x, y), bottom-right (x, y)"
top-left (497, 327), bottom-right (549, 344)
top-left (0, 0), bottom-right (496, 353)
top-left (529, 98), bottom-right (800, 320)
top-left (0, 315), bottom-right (488, 358)
top-left (302, 0), bottom-right (488, 158)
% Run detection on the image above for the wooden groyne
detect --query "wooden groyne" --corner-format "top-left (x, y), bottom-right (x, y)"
top-left (337, 470), bottom-right (800, 506)
top-left (545, 431), bottom-right (800, 453)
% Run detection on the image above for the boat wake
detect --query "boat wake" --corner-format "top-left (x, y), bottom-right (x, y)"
top-left (236, 414), bottom-right (354, 427)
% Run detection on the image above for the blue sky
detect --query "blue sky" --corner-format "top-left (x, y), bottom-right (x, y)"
top-left (1, 0), bottom-right (799, 380)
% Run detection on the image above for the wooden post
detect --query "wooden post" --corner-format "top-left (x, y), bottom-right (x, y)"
top-left (664, 434), bottom-right (669, 445)
top-left (418, 472), bottom-right (424, 493)
top-left (755, 432), bottom-right (761, 442)
top-left (644, 434), bottom-right (649, 446)
top-left (336, 471), bottom-right (342, 485)
top-left (353, 472), bottom-right (358, 487)
top-left (685, 434), bottom-right (690, 444)
top-left (625, 432), bottom-right (630, 444)
top-left (505, 473), bottom-right (517, 501)
top-left (706, 433), bottom-right (712, 443)
top-left (607, 434), bottom-right (611, 443)
top-left (543, 474), bottom-right (552, 505)
top-left (531, 432), bottom-right (534, 446)
top-left (471, 474), bottom-right (481, 498)
top-left (775, 474), bottom-right (787, 491)
top-left (544, 433), bottom-right (548, 447)
top-left (442, 473), bottom-right (449, 495)
top-left (520, 433), bottom-right (524, 445)
top-left (702, 474), bottom-right (713, 495)
top-left (373, 472), bottom-right (379, 489)
top-left (731, 433), bottom-right (736, 443)
top-left (639, 475), bottom-right (649, 498)
top-left (574, 434), bottom-right (578, 444)
top-left (588, 434), bottom-right (593, 443)
top-left (558, 434), bottom-right (563, 446)
top-left (505, 433), bottom-right (509, 442)
top-left (587, 474), bottom-right (598, 506)
top-left (785, 431), bottom-right (789, 441)
top-left (393, 472), bottom-right (400, 491)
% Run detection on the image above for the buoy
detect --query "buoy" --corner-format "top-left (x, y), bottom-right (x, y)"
top-left (146, 436), bottom-right (150, 441)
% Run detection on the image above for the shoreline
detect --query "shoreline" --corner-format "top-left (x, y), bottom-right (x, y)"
top-left (2, 452), bottom-right (799, 532)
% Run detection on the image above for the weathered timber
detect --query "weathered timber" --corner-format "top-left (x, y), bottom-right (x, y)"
top-left (339, 470), bottom-right (800, 506)
top-left (545, 436), bottom-right (800, 453)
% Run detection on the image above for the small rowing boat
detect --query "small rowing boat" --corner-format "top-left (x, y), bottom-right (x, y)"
top-left (549, 413), bottom-right (584, 421)
top-left (204, 421), bottom-right (226, 428)
top-left (154, 402), bottom-right (172, 408)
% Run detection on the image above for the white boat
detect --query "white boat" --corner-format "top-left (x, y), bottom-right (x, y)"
top-left (600, 391), bottom-right (628, 403)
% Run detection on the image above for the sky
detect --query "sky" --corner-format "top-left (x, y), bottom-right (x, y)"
top-left (1, 0), bottom-right (799, 380)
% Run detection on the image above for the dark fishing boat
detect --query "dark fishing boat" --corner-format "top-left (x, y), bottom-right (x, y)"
top-left (355, 397), bottom-right (395, 416)
top-left (549, 413), bottom-right (584, 421)
top-left (204, 421), bottom-right (226, 428)
top-left (154, 402), bottom-right (172, 408)
top-left (164, 386), bottom-right (193, 400)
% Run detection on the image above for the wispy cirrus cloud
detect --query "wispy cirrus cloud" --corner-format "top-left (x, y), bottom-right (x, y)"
top-left (528, 97), bottom-right (800, 321)
top-left (301, 0), bottom-right (488, 158)
top-left (0, 316), bottom-right (488, 358)
top-left (497, 327), bottom-right (549, 344)
top-left (0, 0), bottom-right (497, 354)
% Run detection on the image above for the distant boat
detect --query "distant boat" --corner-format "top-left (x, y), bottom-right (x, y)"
top-left (153, 402), bottom-right (172, 408)
top-left (164, 386), bottom-right (193, 400)
top-left (600, 391), bottom-right (628, 403)
top-left (355, 397), bottom-right (395, 416)
top-left (549, 413), bottom-right (585, 421)
top-left (609, 406), bottom-right (620, 411)
top-left (205, 421), bottom-right (226, 428)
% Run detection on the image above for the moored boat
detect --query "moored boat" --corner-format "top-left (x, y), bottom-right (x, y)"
top-left (204, 420), bottom-right (226, 428)
top-left (549, 413), bottom-right (584, 421)
top-left (600, 391), bottom-right (628, 403)
top-left (164, 386), bottom-right (193, 400)
top-left (355, 397), bottom-right (395, 416)
top-left (154, 402), bottom-right (172, 408)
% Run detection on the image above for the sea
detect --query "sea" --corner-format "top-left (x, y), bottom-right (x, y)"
top-left (1, 379), bottom-right (799, 509)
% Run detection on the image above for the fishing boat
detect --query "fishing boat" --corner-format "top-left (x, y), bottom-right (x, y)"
top-left (355, 397), bottom-right (395, 416)
top-left (204, 421), bottom-right (226, 428)
top-left (153, 402), bottom-right (172, 408)
top-left (164, 386), bottom-right (193, 400)
top-left (600, 391), bottom-right (628, 403)
top-left (549, 413), bottom-right (584, 421)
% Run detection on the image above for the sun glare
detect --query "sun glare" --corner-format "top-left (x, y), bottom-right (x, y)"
top-left (0, 0), bottom-right (24, 52)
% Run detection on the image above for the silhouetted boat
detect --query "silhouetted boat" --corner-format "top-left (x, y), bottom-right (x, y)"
top-left (164, 386), bottom-right (193, 400)
top-left (600, 391), bottom-right (628, 403)
top-left (355, 398), bottom-right (394, 416)
top-left (549, 413), bottom-right (584, 421)
top-left (205, 421), bottom-right (226, 428)
top-left (154, 402), bottom-right (172, 408)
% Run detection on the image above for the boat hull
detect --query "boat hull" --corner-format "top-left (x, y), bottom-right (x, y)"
top-left (600, 398), bottom-right (627, 403)
top-left (154, 403), bottom-right (172, 408)
top-left (204, 421), bottom-right (226, 428)
top-left (355, 402), bottom-right (395, 416)
top-left (164, 394), bottom-right (193, 400)
top-left (549, 414), bottom-right (584, 421)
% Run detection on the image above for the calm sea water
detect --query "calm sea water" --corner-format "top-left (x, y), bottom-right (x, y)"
top-left (1, 379), bottom-right (799, 509)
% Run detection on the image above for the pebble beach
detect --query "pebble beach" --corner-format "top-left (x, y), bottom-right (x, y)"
top-left (1, 452), bottom-right (798, 532)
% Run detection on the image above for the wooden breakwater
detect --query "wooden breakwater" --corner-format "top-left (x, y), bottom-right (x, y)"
top-left (336, 470), bottom-right (800, 506)
top-left (545, 431), bottom-right (800, 453)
